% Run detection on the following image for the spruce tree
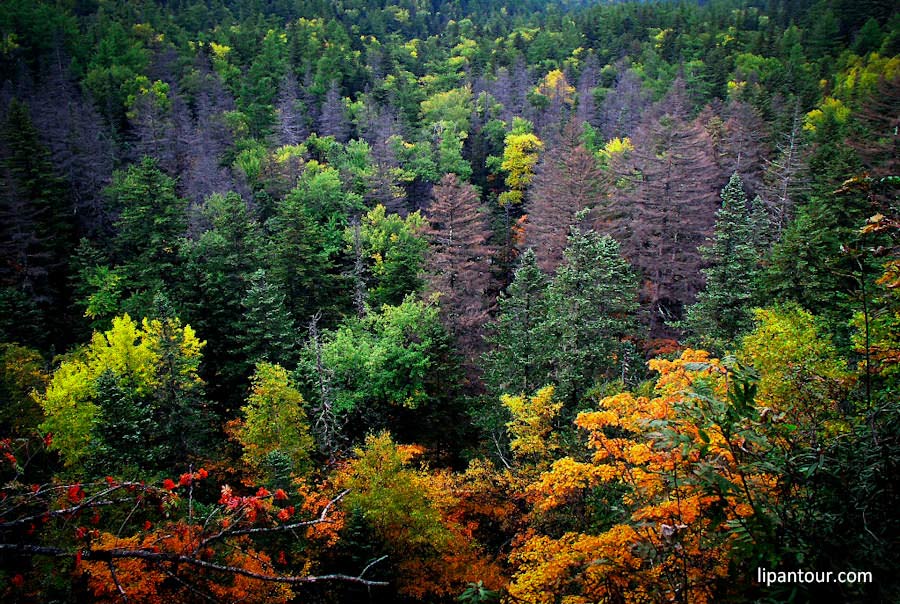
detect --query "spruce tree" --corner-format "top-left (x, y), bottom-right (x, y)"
top-left (482, 248), bottom-right (549, 398)
top-left (681, 173), bottom-right (763, 351)
top-left (542, 227), bottom-right (639, 405)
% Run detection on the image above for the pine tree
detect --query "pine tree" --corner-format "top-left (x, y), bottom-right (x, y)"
top-left (181, 192), bottom-right (264, 400)
top-left (681, 173), bottom-right (764, 350)
top-left (106, 157), bottom-right (188, 317)
top-left (426, 173), bottom-right (496, 358)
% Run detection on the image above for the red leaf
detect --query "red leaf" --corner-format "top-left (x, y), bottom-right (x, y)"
top-left (67, 484), bottom-right (84, 504)
top-left (162, 479), bottom-right (176, 491)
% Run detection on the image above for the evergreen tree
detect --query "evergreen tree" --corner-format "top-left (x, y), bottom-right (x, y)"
top-left (482, 248), bottom-right (549, 398)
top-left (681, 173), bottom-right (764, 351)
top-left (105, 157), bottom-right (189, 318)
top-left (0, 99), bottom-right (75, 349)
top-left (181, 192), bottom-right (264, 401)
top-left (237, 269), bottom-right (297, 369)
top-left (542, 227), bottom-right (639, 405)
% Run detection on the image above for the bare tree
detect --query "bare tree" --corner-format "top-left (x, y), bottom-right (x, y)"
top-left (426, 174), bottom-right (497, 359)
top-left (526, 123), bottom-right (609, 273)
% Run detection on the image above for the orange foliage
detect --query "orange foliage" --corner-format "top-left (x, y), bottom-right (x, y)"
top-left (509, 350), bottom-right (778, 604)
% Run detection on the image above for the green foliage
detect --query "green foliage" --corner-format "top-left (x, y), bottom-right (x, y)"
top-left (483, 249), bottom-right (549, 398)
top-left (352, 205), bottom-right (428, 309)
top-left (541, 228), bottom-right (640, 405)
top-left (420, 86), bottom-right (474, 134)
top-left (233, 362), bottom-right (314, 478)
top-left (0, 343), bottom-right (46, 436)
top-left (237, 269), bottom-right (296, 369)
top-left (36, 313), bottom-right (206, 470)
top-left (312, 296), bottom-right (450, 414)
top-left (681, 173), bottom-right (766, 351)
top-left (103, 158), bottom-right (188, 319)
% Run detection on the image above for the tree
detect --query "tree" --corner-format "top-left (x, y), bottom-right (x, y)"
top-left (103, 157), bottom-right (189, 319)
top-left (680, 173), bottom-right (766, 351)
top-left (267, 162), bottom-right (362, 323)
top-left (508, 350), bottom-right (778, 604)
top-left (237, 269), bottom-right (297, 370)
top-left (496, 119), bottom-right (543, 207)
top-left (0, 452), bottom-right (386, 602)
top-left (276, 71), bottom-right (308, 146)
top-left (301, 297), bottom-right (460, 449)
top-left (0, 99), bottom-right (75, 349)
top-left (180, 192), bottom-right (264, 400)
top-left (318, 80), bottom-right (349, 143)
top-left (353, 205), bottom-right (428, 310)
top-left (232, 362), bottom-right (314, 481)
top-left (335, 432), bottom-right (504, 599)
top-left (482, 249), bottom-right (549, 399)
top-left (618, 82), bottom-right (720, 335)
top-left (36, 313), bottom-right (206, 471)
top-left (0, 343), bottom-right (46, 436)
top-left (542, 227), bottom-right (639, 405)
top-left (525, 125), bottom-right (608, 272)
top-left (426, 174), bottom-right (496, 358)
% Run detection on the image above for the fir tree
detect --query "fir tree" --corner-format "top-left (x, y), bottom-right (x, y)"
top-left (238, 269), bottom-right (297, 369)
top-left (542, 227), bottom-right (639, 405)
top-left (681, 173), bottom-right (764, 351)
top-left (482, 248), bottom-right (549, 398)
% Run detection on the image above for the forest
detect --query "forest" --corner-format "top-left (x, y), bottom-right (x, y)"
top-left (0, 0), bottom-right (898, 601)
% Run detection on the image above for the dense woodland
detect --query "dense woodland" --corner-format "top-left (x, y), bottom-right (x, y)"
top-left (0, 0), bottom-right (898, 601)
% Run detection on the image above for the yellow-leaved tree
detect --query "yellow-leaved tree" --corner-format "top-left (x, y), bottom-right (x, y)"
top-left (508, 350), bottom-right (780, 604)
top-left (231, 362), bottom-right (315, 482)
top-left (36, 313), bottom-right (206, 471)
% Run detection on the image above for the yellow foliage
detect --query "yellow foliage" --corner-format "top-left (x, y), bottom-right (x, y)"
top-left (509, 350), bottom-right (777, 604)
top-left (534, 69), bottom-right (575, 106)
top-left (502, 385), bottom-right (562, 460)
top-left (497, 129), bottom-right (543, 207)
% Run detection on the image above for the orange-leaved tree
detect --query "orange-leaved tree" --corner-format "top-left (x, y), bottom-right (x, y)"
top-left (508, 349), bottom-right (780, 604)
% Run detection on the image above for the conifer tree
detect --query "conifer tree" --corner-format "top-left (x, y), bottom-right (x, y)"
top-left (0, 99), bottom-right (75, 348)
top-left (238, 269), bottom-right (297, 369)
top-left (105, 157), bottom-right (188, 318)
top-left (318, 80), bottom-right (349, 143)
top-left (542, 227), bottom-right (639, 405)
top-left (426, 173), bottom-right (496, 357)
top-left (482, 248), bottom-right (549, 398)
top-left (525, 124), bottom-right (608, 273)
top-left (681, 173), bottom-right (764, 350)
top-left (619, 81), bottom-right (720, 335)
